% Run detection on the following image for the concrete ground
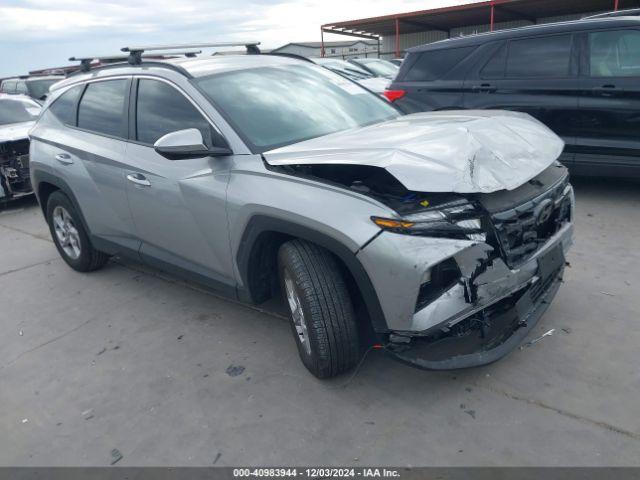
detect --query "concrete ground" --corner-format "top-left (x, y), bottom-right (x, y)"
top-left (0, 177), bottom-right (639, 467)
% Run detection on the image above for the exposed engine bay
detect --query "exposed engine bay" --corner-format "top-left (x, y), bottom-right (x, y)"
top-left (0, 138), bottom-right (32, 200)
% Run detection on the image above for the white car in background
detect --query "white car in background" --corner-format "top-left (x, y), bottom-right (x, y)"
top-left (310, 57), bottom-right (389, 95)
top-left (0, 94), bottom-right (40, 201)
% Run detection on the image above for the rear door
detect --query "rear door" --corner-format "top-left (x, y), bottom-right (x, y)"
top-left (124, 77), bottom-right (235, 291)
top-left (574, 28), bottom-right (640, 176)
top-left (393, 46), bottom-right (476, 113)
top-left (38, 78), bottom-right (138, 251)
top-left (464, 34), bottom-right (581, 164)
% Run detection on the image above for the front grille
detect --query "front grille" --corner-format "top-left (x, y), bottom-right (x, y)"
top-left (490, 178), bottom-right (572, 268)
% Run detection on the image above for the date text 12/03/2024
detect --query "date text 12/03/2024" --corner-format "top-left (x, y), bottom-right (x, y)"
top-left (232, 468), bottom-right (401, 478)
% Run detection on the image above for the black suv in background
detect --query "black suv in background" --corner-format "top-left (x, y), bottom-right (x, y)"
top-left (386, 17), bottom-right (640, 177)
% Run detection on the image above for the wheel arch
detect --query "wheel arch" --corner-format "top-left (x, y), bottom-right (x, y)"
top-left (236, 215), bottom-right (389, 334)
top-left (32, 170), bottom-right (92, 236)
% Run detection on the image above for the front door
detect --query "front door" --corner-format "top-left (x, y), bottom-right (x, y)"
top-left (464, 34), bottom-right (581, 165)
top-left (124, 78), bottom-right (235, 291)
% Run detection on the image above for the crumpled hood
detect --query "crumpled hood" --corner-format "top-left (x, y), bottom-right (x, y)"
top-left (0, 122), bottom-right (34, 143)
top-left (263, 110), bottom-right (564, 193)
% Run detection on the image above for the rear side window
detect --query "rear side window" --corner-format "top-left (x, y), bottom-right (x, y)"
top-left (78, 79), bottom-right (128, 137)
top-left (405, 46), bottom-right (476, 81)
top-left (589, 29), bottom-right (640, 77)
top-left (481, 43), bottom-right (507, 78)
top-left (506, 35), bottom-right (573, 77)
top-left (135, 79), bottom-right (212, 146)
top-left (49, 85), bottom-right (83, 125)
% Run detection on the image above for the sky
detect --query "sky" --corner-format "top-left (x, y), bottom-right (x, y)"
top-left (0, 0), bottom-right (485, 77)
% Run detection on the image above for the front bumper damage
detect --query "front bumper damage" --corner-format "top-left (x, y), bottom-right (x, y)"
top-left (357, 220), bottom-right (573, 370)
top-left (0, 139), bottom-right (32, 201)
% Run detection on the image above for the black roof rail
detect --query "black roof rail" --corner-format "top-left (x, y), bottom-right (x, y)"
top-left (121, 41), bottom-right (261, 64)
top-left (584, 8), bottom-right (640, 18)
top-left (69, 51), bottom-right (202, 72)
top-left (265, 52), bottom-right (313, 63)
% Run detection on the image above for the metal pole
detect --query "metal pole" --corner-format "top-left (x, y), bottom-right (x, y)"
top-left (377, 37), bottom-right (380, 58)
top-left (320, 28), bottom-right (325, 57)
top-left (490, 2), bottom-right (495, 31)
top-left (395, 17), bottom-right (400, 58)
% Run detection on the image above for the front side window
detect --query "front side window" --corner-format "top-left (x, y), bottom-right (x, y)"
top-left (136, 79), bottom-right (212, 146)
top-left (0, 98), bottom-right (41, 125)
top-left (49, 85), bottom-right (83, 125)
top-left (506, 35), bottom-right (573, 78)
top-left (589, 29), bottom-right (640, 77)
top-left (77, 79), bottom-right (128, 137)
top-left (481, 42), bottom-right (507, 79)
top-left (195, 64), bottom-right (400, 152)
top-left (1, 81), bottom-right (17, 93)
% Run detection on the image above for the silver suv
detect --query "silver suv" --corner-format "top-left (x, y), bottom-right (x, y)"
top-left (29, 45), bottom-right (574, 378)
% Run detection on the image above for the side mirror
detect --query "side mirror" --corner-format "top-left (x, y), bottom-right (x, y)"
top-left (153, 128), bottom-right (232, 160)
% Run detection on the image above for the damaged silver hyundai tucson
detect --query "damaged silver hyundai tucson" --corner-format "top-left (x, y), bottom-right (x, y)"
top-left (29, 44), bottom-right (574, 378)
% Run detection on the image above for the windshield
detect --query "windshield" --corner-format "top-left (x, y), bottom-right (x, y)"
top-left (356, 59), bottom-right (399, 78)
top-left (27, 79), bottom-right (60, 99)
top-left (315, 59), bottom-right (374, 80)
top-left (196, 64), bottom-right (400, 152)
top-left (0, 98), bottom-right (41, 125)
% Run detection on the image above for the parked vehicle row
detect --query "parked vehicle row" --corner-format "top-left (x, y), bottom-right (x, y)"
top-left (0, 75), bottom-right (64, 104)
top-left (29, 44), bottom-right (573, 378)
top-left (386, 16), bottom-right (640, 178)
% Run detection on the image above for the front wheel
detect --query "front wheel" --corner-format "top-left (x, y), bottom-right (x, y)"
top-left (46, 191), bottom-right (109, 272)
top-left (278, 239), bottom-right (360, 378)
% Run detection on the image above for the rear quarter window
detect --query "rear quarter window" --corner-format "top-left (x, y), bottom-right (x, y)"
top-left (404, 46), bottom-right (476, 81)
top-left (49, 85), bottom-right (83, 125)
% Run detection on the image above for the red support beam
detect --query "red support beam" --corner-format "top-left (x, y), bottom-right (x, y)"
top-left (614, 0), bottom-right (619, 10)
top-left (490, 1), bottom-right (495, 31)
top-left (395, 17), bottom-right (400, 58)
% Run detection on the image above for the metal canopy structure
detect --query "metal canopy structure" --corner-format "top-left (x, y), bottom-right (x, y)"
top-left (321, 0), bottom-right (640, 57)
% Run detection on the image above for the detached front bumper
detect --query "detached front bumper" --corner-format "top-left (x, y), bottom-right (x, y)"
top-left (357, 221), bottom-right (573, 369)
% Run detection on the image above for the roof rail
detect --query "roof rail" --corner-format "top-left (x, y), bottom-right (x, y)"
top-left (584, 8), bottom-right (640, 18)
top-left (69, 50), bottom-right (203, 72)
top-left (121, 41), bottom-right (261, 64)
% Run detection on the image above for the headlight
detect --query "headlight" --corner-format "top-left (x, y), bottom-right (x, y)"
top-left (371, 199), bottom-right (486, 241)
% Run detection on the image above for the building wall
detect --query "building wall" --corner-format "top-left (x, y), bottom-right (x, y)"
top-left (379, 11), bottom-right (602, 58)
top-left (274, 41), bottom-right (378, 59)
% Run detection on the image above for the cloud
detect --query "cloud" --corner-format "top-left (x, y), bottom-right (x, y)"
top-left (0, 0), bottom-right (483, 76)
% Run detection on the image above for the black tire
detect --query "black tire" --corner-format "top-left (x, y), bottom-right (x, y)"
top-left (278, 239), bottom-right (360, 378)
top-left (46, 191), bottom-right (109, 272)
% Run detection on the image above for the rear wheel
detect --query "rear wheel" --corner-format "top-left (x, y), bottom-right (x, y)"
top-left (46, 191), bottom-right (109, 272)
top-left (278, 239), bottom-right (360, 378)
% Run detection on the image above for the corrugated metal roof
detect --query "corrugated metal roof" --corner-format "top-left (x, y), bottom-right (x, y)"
top-left (323, 0), bottom-right (639, 37)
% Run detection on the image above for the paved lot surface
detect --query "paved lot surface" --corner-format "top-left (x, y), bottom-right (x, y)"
top-left (1, 177), bottom-right (639, 467)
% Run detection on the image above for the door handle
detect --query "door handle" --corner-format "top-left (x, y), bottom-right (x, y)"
top-left (472, 83), bottom-right (497, 93)
top-left (593, 84), bottom-right (617, 96)
top-left (126, 173), bottom-right (151, 186)
top-left (55, 153), bottom-right (73, 165)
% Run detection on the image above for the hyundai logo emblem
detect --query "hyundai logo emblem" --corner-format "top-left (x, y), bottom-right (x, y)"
top-left (534, 199), bottom-right (554, 226)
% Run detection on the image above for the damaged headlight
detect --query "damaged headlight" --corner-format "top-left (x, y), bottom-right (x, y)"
top-left (372, 200), bottom-right (486, 241)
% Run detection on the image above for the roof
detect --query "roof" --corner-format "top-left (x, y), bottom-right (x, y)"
top-left (322, 0), bottom-right (640, 37)
top-left (407, 16), bottom-right (640, 51)
top-left (272, 40), bottom-right (378, 51)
